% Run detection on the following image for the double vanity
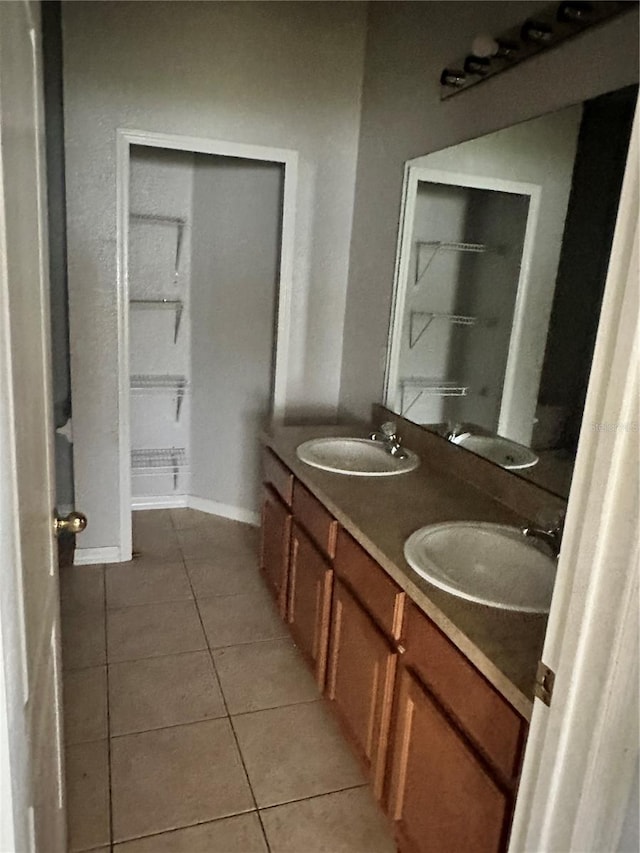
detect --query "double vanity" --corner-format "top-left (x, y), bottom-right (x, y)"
top-left (259, 413), bottom-right (566, 853)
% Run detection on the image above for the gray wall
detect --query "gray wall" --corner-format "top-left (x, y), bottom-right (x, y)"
top-left (62, 1), bottom-right (367, 551)
top-left (190, 156), bottom-right (283, 517)
top-left (339, 1), bottom-right (640, 420)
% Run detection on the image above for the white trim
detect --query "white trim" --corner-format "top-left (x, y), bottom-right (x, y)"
top-left (131, 494), bottom-right (187, 510)
top-left (383, 165), bottom-right (542, 439)
top-left (187, 495), bottom-right (260, 527)
top-left (511, 103), bottom-right (639, 852)
top-left (116, 128), bottom-right (298, 560)
top-left (115, 130), bottom-right (132, 564)
top-left (74, 546), bottom-right (122, 565)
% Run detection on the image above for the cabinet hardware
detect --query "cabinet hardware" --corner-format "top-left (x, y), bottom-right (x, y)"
top-left (534, 660), bottom-right (555, 706)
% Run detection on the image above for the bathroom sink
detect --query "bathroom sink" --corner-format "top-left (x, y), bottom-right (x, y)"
top-left (451, 433), bottom-right (538, 470)
top-left (296, 438), bottom-right (419, 476)
top-left (404, 521), bottom-right (556, 613)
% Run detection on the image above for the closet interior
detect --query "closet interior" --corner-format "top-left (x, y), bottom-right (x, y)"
top-left (128, 146), bottom-right (284, 521)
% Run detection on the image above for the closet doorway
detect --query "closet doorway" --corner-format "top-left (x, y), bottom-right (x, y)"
top-left (116, 131), bottom-right (297, 560)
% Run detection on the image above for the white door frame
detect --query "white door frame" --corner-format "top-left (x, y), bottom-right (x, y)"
top-left (115, 129), bottom-right (298, 561)
top-left (383, 164), bottom-right (542, 438)
top-left (510, 106), bottom-right (639, 851)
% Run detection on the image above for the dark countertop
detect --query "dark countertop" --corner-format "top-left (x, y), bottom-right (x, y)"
top-left (263, 424), bottom-right (549, 720)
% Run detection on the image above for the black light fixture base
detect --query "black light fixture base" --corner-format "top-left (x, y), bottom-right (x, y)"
top-left (440, 1), bottom-right (636, 99)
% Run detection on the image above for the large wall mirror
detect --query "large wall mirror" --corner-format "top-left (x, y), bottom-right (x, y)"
top-left (384, 84), bottom-right (637, 499)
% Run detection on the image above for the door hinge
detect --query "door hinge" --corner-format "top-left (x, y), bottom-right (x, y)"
top-left (535, 660), bottom-right (555, 706)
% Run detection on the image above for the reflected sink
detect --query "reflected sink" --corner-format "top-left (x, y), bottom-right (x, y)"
top-left (296, 438), bottom-right (419, 477)
top-left (404, 521), bottom-right (556, 613)
top-left (451, 433), bottom-right (538, 470)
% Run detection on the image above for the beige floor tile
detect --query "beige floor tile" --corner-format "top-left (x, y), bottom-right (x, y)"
top-left (177, 522), bottom-right (258, 560)
top-left (186, 556), bottom-right (263, 599)
top-left (198, 589), bottom-right (287, 649)
top-left (113, 813), bottom-right (268, 852)
top-left (109, 650), bottom-right (225, 735)
top-left (62, 610), bottom-right (106, 670)
top-left (132, 540), bottom-right (183, 562)
top-left (111, 718), bottom-right (254, 842)
top-left (64, 666), bottom-right (108, 745)
top-left (232, 701), bottom-right (365, 807)
top-left (214, 638), bottom-right (318, 715)
top-left (66, 739), bottom-right (110, 851)
top-left (106, 561), bottom-right (193, 609)
top-left (260, 787), bottom-right (395, 853)
top-left (60, 565), bottom-right (105, 615)
top-left (170, 507), bottom-right (215, 530)
top-left (132, 509), bottom-right (174, 533)
top-left (107, 601), bottom-right (206, 663)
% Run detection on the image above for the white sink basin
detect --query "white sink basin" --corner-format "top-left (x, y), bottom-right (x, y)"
top-left (404, 521), bottom-right (556, 613)
top-left (451, 433), bottom-right (538, 470)
top-left (296, 438), bottom-right (419, 477)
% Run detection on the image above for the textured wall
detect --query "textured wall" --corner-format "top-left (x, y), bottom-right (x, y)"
top-left (339, 1), bottom-right (639, 420)
top-left (63, 1), bottom-right (367, 550)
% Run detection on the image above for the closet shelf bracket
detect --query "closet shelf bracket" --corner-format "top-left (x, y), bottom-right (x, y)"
top-left (130, 212), bottom-right (187, 281)
top-left (130, 375), bottom-right (189, 421)
top-left (129, 299), bottom-right (184, 343)
top-left (414, 240), bottom-right (489, 290)
top-left (409, 311), bottom-right (477, 348)
top-left (131, 447), bottom-right (188, 490)
top-left (399, 378), bottom-right (469, 417)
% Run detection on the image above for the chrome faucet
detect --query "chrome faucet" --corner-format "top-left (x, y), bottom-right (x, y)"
top-left (369, 421), bottom-right (408, 459)
top-left (522, 516), bottom-right (565, 559)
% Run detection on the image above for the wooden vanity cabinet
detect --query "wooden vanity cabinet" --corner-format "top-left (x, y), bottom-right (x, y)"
top-left (327, 578), bottom-right (398, 799)
top-left (259, 486), bottom-right (291, 617)
top-left (326, 529), bottom-right (405, 800)
top-left (259, 449), bottom-right (294, 617)
top-left (388, 667), bottom-right (511, 853)
top-left (288, 522), bottom-right (333, 687)
top-left (386, 604), bottom-right (526, 853)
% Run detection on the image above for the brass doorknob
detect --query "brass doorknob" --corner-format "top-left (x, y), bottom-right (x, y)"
top-left (54, 511), bottom-right (88, 537)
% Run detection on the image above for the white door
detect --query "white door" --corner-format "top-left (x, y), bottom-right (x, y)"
top-left (0, 2), bottom-right (67, 850)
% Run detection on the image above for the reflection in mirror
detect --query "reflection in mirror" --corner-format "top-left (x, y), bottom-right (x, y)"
top-left (385, 85), bottom-right (637, 498)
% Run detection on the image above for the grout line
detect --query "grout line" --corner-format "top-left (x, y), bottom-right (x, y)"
top-left (257, 782), bottom-right (369, 813)
top-left (179, 543), bottom-right (272, 853)
top-left (109, 809), bottom-right (258, 849)
top-left (227, 697), bottom-right (321, 719)
top-left (109, 714), bottom-right (230, 740)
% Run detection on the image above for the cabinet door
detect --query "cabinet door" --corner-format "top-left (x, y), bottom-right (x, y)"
top-left (326, 579), bottom-right (397, 800)
top-left (288, 522), bottom-right (333, 687)
top-left (388, 668), bottom-right (510, 853)
top-left (260, 486), bottom-right (291, 617)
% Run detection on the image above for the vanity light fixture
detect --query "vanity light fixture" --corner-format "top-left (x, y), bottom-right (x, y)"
top-left (440, 0), bottom-right (635, 98)
top-left (557, 1), bottom-right (594, 22)
top-left (440, 68), bottom-right (466, 88)
top-left (520, 20), bottom-right (554, 44)
top-left (464, 55), bottom-right (491, 76)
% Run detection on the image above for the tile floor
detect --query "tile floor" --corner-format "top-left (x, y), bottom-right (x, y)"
top-left (61, 508), bottom-right (397, 852)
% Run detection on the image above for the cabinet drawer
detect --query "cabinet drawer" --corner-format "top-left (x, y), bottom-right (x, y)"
top-left (263, 448), bottom-right (294, 507)
top-left (334, 528), bottom-right (405, 641)
top-left (292, 480), bottom-right (338, 559)
top-left (404, 603), bottom-right (525, 782)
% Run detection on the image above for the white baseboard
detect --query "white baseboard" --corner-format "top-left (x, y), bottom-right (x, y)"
top-left (74, 546), bottom-right (122, 565)
top-left (187, 495), bottom-right (260, 527)
top-left (131, 494), bottom-right (188, 510)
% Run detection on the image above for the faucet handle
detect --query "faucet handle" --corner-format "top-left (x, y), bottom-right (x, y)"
top-left (381, 421), bottom-right (397, 438)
